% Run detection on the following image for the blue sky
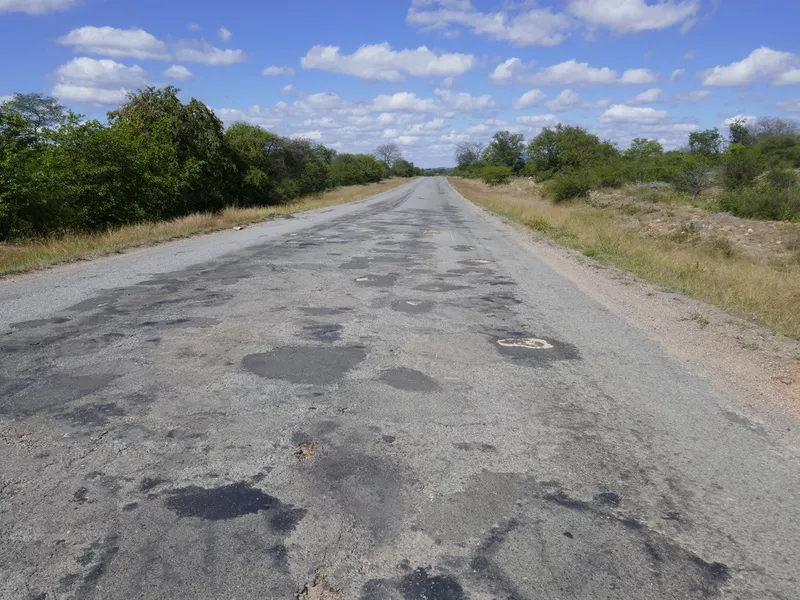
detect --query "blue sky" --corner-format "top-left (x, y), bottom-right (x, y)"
top-left (2, 0), bottom-right (800, 166)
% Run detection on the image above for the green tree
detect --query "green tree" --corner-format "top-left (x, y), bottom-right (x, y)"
top-left (624, 138), bottom-right (663, 161)
top-left (483, 131), bottom-right (526, 173)
top-left (527, 124), bottom-right (619, 179)
top-left (4, 93), bottom-right (67, 134)
top-left (728, 118), bottom-right (754, 146)
top-left (689, 128), bottom-right (723, 155)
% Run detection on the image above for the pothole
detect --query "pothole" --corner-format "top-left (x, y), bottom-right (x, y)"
top-left (497, 338), bottom-right (554, 350)
top-left (297, 443), bottom-right (317, 460)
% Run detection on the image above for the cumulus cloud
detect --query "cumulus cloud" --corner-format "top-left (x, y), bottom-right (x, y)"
top-left (218, 27), bottom-right (232, 41)
top-left (281, 84), bottom-right (294, 95)
top-left (516, 114), bottom-right (559, 127)
top-left (489, 57), bottom-right (530, 84)
top-left (670, 68), bottom-right (685, 82)
top-left (630, 88), bottom-right (662, 104)
top-left (300, 43), bottom-right (476, 82)
top-left (600, 104), bottom-right (669, 124)
top-left (434, 88), bottom-right (495, 111)
top-left (546, 89), bottom-right (608, 111)
top-left (566, 0), bottom-right (699, 34)
top-left (262, 65), bottom-right (296, 76)
top-left (163, 65), bottom-right (194, 81)
top-left (520, 59), bottom-right (657, 86)
top-left (57, 26), bottom-right (171, 60)
top-left (407, 0), bottom-right (571, 47)
top-left (513, 89), bottom-right (546, 109)
top-left (53, 57), bottom-right (148, 105)
top-left (0, 0), bottom-right (77, 15)
top-left (701, 47), bottom-right (800, 86)
top-left (174, 42), bottom-right (246, 65)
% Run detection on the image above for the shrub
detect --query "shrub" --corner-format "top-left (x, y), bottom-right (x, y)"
top-left (674, 165), bottom-right (711, 197)
top-left (764, 168), bottom-right (797, 190)
top-left (722, 144), bottom-right (763, 190)
top-left (589, 162), bottom-right (626, 188)
top-left (480, 165), bottom-right (512, 186)
top-left (718, 185), bottom-right (800, 221)
top-left (547, 170), bottom-right (595, 203)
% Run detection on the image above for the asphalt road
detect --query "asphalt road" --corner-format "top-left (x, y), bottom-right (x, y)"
top-left (1, 177), bottom-right (798, 600)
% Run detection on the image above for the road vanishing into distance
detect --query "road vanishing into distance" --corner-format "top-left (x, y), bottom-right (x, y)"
top-left (1, 177), bottom-right (799, 600)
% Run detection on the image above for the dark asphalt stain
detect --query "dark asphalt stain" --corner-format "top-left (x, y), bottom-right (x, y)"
top-left (414, 282), bottom-right (470, 293)
top-left (72, 487), bottom-right (89, 503)
top-left (453, 442), bottom-right (497, 452)
top-left (10, 316), bottom-right (72, 329)
top-left (721, 409), bottom-right (766, 436)
top-left (1, 373), bottom-right (120, 415)
top-left (59, 402), bottom-right (125, 427)
top-left (380, 367), bottom-right (441, 392)
top-left (354, 274), bottom-right (399, 287)
top-left (139, 477), bottom-right (167, 492)
top-left (74, 535), bottom-right (120, 597)
top-left (391, 300), bottom-right (434, 314)
top-left (563, 531), bottom-right (574, 539)
top-left (299, 307), bottom-right (352, 316)
top-left (242, 346), bottom-right (366, 385)
top-left (596, 491), bottom-right (621, 507)
top-left (340, 258), bottom-right (371, 269)
top-left (382, 435), bottom-right (397, 444)
top-left (165, 482), bottom-right (306, 530)
top-left (138, 317), bottom-right (219, 330)
top-left (302, 323), bottom-right (343, 342)
top-left (399, 567), bottom-right (464, 600)
top-left (451, 245), bottom-right (473, 252)
top-left (122, 502), bottom-right (139, 512)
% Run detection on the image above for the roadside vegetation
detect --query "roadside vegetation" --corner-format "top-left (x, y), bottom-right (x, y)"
top-left (451, 118), bottom-right (800, 339)
top-left (0, 89), bottom-right (421, 275)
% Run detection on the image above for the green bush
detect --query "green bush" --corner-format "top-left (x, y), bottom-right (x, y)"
top-left (764, 168), bottom-right (797, 190)
top-left (674, 165), bottom-right (711, 197)
top-left (547, 170), bottom-right (595, 203)
top-left (480, 165), bottom-right (512, 186)
top-left (718, 185), bottom-right (800, 221)
top-left (722, 144), bottom-right (764, 190)
top-left (589, 162), bottom-right (626, 188)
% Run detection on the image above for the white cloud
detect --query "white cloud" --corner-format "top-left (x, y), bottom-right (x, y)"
top-left (300, 43), bottom-right (476, 82)
top-left (0, 0), bottom-right (77, 15)
top-left (701, 47), bottom-right (800, 86)
top-left (407, 0), bottom-right (572, 47)
top-left (163, 65), bottom-right (194, 81)
top-left (371, 92), bottom-right (438, 113)
top-left (292, 130), bottom-right (323, 141)
top-left (187, 23), bottom-right (201, 31)
top-left (600, 104), bottom-right (669, 124)
top-left (262, 65), bottom-right (296, 76)
top-left (489, 57), bottom-right (528, 84)
top-left (219, 27), bottom-right (232, 41)
top-left (174, 42), bottom-right (247, 65)
top-left (545, 89), bottom-right (608, 111)
top-left (52, 58), bottom-right (148, 105)
top-left (52, 85), bottom-right (129, 105)
top-left (670, 68), bottom-right (685, 82)
top-left (281, 84), bottom-right (294, 95)
top-left (434, 88), bottom-right (495, 111)
top-left (777, 99), bottom-right (800, 113)
top-left (57, 26), bottom-right (170, 60)
top-left (440, 76), bottom-right (456, 88)
top-left (567, 0), bottom-right (699, 34)
top-left (672, 89), bottom-right (710, 102)
top-left (630, 88), bottom-right (662, 104)
top-left (619, 68), bottom-right (658, 84)
top-left (513, 89), bottom-right (546, 109)
top-left (521, 59), bottom-right (656, 86)
top-left (722, 114), bottom-right (757, 128)
top-left (516, 114), bottom-right (559, 127)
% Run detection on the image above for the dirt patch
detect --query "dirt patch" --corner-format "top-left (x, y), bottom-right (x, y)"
top-left (299, 568), bottom-right (340, 600)
top-left (297, 443), bottom-right (317, 460)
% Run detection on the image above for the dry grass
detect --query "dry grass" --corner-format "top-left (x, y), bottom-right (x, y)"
top-left (450, 177), bottom-right (800, 340)
top-left (0, 178), bottom-right (414, 277)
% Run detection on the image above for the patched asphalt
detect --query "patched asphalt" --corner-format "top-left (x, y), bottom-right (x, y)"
top-left (1, 177), bottom-right (799, 599)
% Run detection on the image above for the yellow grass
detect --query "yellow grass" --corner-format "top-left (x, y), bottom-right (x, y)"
top-left (0, 178), bottom-right (415, 277)
top-left (449, 177), bottom-right (800, 340)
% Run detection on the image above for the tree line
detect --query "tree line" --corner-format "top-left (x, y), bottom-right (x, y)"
top-left (455, 118), bottom-right (800, 221)
top-left (0, 88), bottom-right (411, 242)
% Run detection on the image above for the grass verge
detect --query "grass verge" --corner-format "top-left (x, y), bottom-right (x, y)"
top-left (449, 176), bottom-right (800, 340)
top-left (0, 178), bottom-right (415, 277)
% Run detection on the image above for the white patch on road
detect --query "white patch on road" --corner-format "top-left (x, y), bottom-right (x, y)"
top-left (497, 338), bottom-right (554, 350)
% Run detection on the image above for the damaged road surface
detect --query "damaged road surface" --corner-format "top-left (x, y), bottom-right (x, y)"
top-left (1, 177), bottom-right (799, 599)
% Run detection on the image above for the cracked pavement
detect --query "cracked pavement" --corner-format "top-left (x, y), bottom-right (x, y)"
top-left (1, 177), bottom-right (799, 599)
